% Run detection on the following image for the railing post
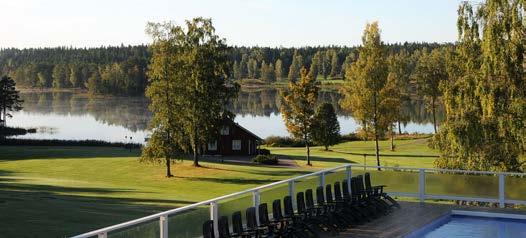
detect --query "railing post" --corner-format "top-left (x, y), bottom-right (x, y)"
top-left (419, 169), bottom-right (425, 204)
top-left (346, 166), bottom-right (352, 195)
top-left (288, 180), bottom-right (296, 210)
top-left (210, 201), bottom-right (219, 238)
top-left (499, 174), bottom-right (505, 208)
top-left (159, 215), bottom-right (168, 238)
top-left (253, 190), bottom-right (260, 225)
top-left (98, 232), bottom-right (107, 238)
top-left (320, 172), bottom-right (326, 188)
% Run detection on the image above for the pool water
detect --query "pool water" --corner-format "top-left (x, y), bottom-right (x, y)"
top-left (407, 215), bottom-right (526, 238)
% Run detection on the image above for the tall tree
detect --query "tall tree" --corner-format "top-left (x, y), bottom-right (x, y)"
top-left (340, 22), bottom-right (388, 169)
top-left (144, 18), bottom-right (238, 170)
top-left (310, 52), bottom-right (321, 80)
top-left (239, 54), bottom-right (249, 79)
top-left (233, 61), bottom-right (242, 80)
top-left (434, 0), bottom-right (526, 172)
top-left (288, 51), bottom-right (303, 82)
top-left (260, 61), bottom-right (275, 82)
top-left (322, 50), bottom-right (331, 79)
top-left (388, 49), bottom-right (412, 135)
top-left (247, 58), bottom-right (258, 79)
top-left (86, 70), bottom-right (103, 95)
top-left (329, 51), bottom-right (340, 78)
top-left (281, 67), bottom-right (320, 165)
top-left (341, 53), bottom-right (355, 80)
top-left (311, 103), bottom-right (340, 150)
top-left (52, 64), bottom-right (69, 88)
top-left (0, 76), bottom-right (23, 128)
top-left (412, 48), bottom-right (447, 133)
top-left (274, 59), bottom-right (284, 80)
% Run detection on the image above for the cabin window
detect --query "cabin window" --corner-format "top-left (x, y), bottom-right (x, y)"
top-left (232, 140), bottom-right (241, 150)
top-left (220, 126), bottom-right (229, 135)
top-left (208, 141), bottom-right (217, 151)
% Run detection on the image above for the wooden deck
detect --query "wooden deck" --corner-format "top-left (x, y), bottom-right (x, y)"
top-left (337, 201), bottom-right (526, 238)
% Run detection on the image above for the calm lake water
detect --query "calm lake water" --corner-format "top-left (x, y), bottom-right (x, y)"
top-left (8, 89), bottom-right (441, 143)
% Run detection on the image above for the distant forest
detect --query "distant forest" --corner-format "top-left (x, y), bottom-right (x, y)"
top-left (0, 42), bottom-right (449, 95)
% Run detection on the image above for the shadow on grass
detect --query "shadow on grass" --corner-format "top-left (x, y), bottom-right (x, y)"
top-left (0, 176), bottom-right (194, 238)
top-left (332, 149), bottom-right (439, 158)
top-left (0, 146), bottom-right (141, 161)
top-left (175, 175), bottom-right (280, 185)
top-left (276, 154), bottom-right (354, 164)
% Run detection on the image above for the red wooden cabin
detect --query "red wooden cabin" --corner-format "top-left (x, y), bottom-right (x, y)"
top-left (204, 120), bottom-right (262, 156)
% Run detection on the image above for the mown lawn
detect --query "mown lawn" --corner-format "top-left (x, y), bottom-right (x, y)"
top-left (269, 138), bottom-right (438, 168)
top-left (0, 139), bottom-right (437, 237)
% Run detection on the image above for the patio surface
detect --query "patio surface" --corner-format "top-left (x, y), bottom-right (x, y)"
top-left (338, 201), bottom-right (526, 238)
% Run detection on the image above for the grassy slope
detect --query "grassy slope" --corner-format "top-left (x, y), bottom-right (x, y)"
top-left (269, 138), bottom-right (438, 168)
top-left (0, 139), bottom-right (437, 237)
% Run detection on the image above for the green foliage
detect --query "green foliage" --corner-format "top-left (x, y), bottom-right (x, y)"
top-left (256, 148), bottom-right (271, 155)
top-left (287, 51), bottom-right (303, 82)
top-left (281, 67), bottom-right (320, 165)
top-left (340, 22), bottom-right (390, 167)
top-left (233, 61), bottom-right (242, 80)
top-left (252, 154), bottom-right (279, 165)
top-left (0, 76), bottom-right (23, 127)
top-left (311, 103), bottom-right (340, 150)
top-left (0, 46), bottom-right (149, 95)
top-left (274, 59), bottom-right (284, 80)
top-left (412, 48), bottom-right (448, 133)
top-left (0, 43), bottom-right (448, 94)
top-left (329, 50), bottom-right (340, 77)
top-left (144, 18), bottom-right (239, 174)
top-left (263, 136), bottom-right (305, 147)
top-left (260, 61), bottom-right (275, 82)
top-left (434, 0), bottom-right (526, 172)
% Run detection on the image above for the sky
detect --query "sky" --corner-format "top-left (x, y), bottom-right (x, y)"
top-left (0, 0), bottom-right (464, 49)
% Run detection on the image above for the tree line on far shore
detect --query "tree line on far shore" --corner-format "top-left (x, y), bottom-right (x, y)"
top-left (0, 42), bottom-right (447, 95)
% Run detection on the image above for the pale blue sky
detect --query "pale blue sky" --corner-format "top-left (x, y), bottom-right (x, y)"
top-left (0, 0), bottom-right (463, 48)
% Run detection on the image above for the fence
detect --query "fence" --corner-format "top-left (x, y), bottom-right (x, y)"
top-left (71, 164), bottom-right (526, 238)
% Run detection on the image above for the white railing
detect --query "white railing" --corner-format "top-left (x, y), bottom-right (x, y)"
top-left (71, 164), bottom-right (526, 238)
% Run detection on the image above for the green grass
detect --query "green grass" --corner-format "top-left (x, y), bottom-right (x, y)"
top-left (269, 138), bottom-right (438, 168)
top-left (0, 139), bottom-right (438, 237)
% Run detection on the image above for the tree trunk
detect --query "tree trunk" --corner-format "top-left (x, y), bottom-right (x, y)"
top-left (193, 145), bottom-right (200, 167)
top-left (398, 121), bottom-right (402, 135)
top-left (305, 136), bottom-right (311, 166)
top-left (432, 97), bottom-right (437, 134)
top-left (390, 128), bottom-right (395, 151)
top-left (324, 145), bottom-right (328, 151)
top-left (2, 105), bottom-right (6, 127)
top-left (165, 157), bottom-right (173, 177)
top-left (373, 92), bottom-right (381, 171)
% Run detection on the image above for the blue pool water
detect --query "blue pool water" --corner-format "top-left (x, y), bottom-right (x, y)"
top-left (406, 214), bottom-right (526, 238)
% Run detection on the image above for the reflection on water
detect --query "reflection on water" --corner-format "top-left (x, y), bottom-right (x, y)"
top-left (8, 89), bottom-right (442, 143)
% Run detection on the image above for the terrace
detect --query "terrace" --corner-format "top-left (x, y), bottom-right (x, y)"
top-left (71, 165), bottom-right (526, 238)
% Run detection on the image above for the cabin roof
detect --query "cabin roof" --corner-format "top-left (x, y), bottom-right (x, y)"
top-left (225, 119), bottom-right (263, 141)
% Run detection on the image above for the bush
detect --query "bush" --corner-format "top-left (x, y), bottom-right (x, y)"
top-left (339, 133), bottom-right (361, 142)
top-left (252, 154), bottom-right (279, 165)
top-left (256, 148), bottom-right (271, 155)
top-left (263, 136), bottom-right (304, 147)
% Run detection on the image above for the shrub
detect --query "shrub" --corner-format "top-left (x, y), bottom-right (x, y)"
top-left (263, 136), bottom-right (304, 147)
top-left (339, 133), bottom-right (361, 142)
top-left (256, 148), bottom-right (271, 155)
top-left (252, 154), bottom-right (279, 165)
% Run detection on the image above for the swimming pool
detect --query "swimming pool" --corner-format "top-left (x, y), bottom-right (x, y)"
top-left (405, 210), bottom-right (526, 238)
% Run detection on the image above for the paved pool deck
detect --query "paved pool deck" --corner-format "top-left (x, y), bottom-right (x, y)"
top-left (338, 201), bottom-right (526, 238)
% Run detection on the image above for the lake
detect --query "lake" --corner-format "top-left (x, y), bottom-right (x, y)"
top-left (7, 89), bottom-right (441, 143)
